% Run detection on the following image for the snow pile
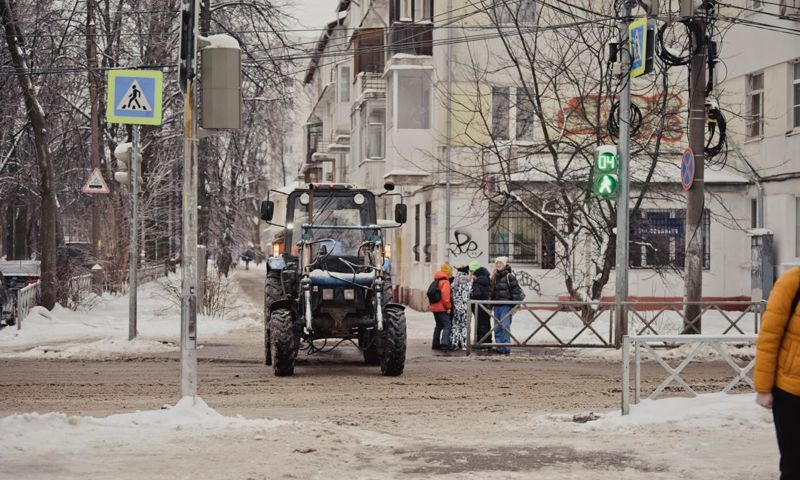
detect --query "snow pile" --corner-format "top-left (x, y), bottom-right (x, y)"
top-left (535, 393), bottom-right (772, 432)
top-left (0, 273), bottom-right (260, 359)
top-left (0, 397), bottom-right (289, 454)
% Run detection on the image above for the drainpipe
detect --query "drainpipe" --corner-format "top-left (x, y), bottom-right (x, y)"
top-left (444, 0), bottom-right (453, 264)
top-left (728, 136), bottom-right (764, 228)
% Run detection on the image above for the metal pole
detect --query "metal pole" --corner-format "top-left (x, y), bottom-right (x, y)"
top-left (614, 1), bottom-right (632, 347)
top-left (129, 126), bottom-right (139, 341)
top-left (622, 335), bottom-right (630, 415)
top-left (180, 0), bottom-right (199, 400)
top-left (444, 0), bottom-right (453, 264)
top-left (683, 6), bottom-right (707, 334)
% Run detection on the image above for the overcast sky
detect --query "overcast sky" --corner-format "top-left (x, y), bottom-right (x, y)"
top-left (287, 0), bottom-right (340, 33)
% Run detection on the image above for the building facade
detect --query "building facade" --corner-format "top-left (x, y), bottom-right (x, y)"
top-left (300, 0), bottom-right (759, 310)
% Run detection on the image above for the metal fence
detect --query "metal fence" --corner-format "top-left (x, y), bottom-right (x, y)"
top-left (624, 301), bottom-right (764, 336)
top-left (466, 300), bottom-right (764, 352)
top-left (621, 334), bottom-right (756, 415)
top-left (15, 281), bottom-right (40, 330)
top-left (13, 264), bottom-right (167, 328)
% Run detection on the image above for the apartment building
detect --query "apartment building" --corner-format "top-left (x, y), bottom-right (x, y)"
top-left (300, 0), bottom-right (754, 309)
top-left (719, 0), bottom-right (800, 276)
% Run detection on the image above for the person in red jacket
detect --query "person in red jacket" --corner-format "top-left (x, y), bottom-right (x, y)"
top-left (430, 263), bottom-right (453, 350)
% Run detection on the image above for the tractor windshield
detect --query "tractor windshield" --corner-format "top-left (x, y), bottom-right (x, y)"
top-left (289, 193), bottom-right (373, 257)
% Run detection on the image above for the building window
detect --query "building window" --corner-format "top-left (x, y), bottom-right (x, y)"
top-left (424, 201), bottom-right (433, 263)
top-left (796, 196), bottom-right (800, 257)
top-left (414, 204), bottom-right (420, 262)
top-left (337, 64), bottom-right (350, 103)
top-left (492, 87), bottom-right (510, 140)
top-left (352, 110), bottom-right (360, 166)
top-left (368, 106), bottom-right (385, 158)
top-left (493, 0), bottom-right (537, 25)
top-left (629, 209), bottom-right (710, 270)
top-left (354, 29), bottom-right (384, 75)
top-left (751, 198), bottom-right (758, 229)
top-left (397, 70), bottom-right (431, 129)
top-left (516, 90), bottom-right (536, 142)
top-left (401, 0), bottom-right (412, 20)
top-left (488, 202), bottom-right (556, 267)
top-left (392, 0), bottom-right (432, 22)
top-left (492, 86), bottom-right (535, 142)
top-left (750, 0), bottom-right (764, 9)
top-left (746, 72), bottom-right (764, 139)
top-left (414, 0), bottom-right (433, 20)
top-left (793, 62), bottom-right (800, 129)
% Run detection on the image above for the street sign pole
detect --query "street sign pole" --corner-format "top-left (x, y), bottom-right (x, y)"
top-left (129, 126), bottom-right (139, 341)
top-left (180, 0), bottom-right (199, 400)
top-left (614, 0), bottom-right (633, 346)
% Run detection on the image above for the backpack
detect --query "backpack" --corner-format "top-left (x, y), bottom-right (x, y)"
top-left (426, 279), bottom-right (443, 304)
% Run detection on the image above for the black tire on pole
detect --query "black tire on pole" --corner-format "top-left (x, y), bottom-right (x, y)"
top-left (270, 308), bottom-right (298, 376)
top-left (380, 306), bottom-right (406, 376)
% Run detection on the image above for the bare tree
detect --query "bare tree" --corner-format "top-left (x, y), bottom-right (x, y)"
top-left (434, 1), bottom-right (695, 305)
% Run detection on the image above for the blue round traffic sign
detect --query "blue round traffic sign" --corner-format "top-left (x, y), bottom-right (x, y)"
top-left (681, 147), bottom-right (695, 191)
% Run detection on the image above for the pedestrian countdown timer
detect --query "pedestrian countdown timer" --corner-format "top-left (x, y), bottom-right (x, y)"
top-left (106, 70), bottom-right (163, 125)
top-left (593, 145), bottom-right (620, 199)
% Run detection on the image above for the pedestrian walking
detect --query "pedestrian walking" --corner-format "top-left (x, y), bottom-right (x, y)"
top-left (489, 257), bottom-right (525, 354)
top-left (755, 267), bottom-right (800, 480)
top-left (469, 262), bottom-right (492, 347)
top-left (428, 263), bottom-right (453, 350)
top-left (450, 263), bottom-right (474, 349)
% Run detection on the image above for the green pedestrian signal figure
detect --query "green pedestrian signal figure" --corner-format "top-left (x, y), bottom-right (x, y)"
top-left (596, 174), bottom-right (617, 197)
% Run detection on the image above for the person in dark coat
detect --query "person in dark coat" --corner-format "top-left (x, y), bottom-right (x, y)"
top-left (469, 263), bottom-right (492, 347)
top-left (490, 256), bottom-right (524, 354)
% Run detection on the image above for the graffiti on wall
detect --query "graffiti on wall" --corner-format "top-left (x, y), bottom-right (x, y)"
top-left (449, 230), bottom-right (483, 259)
top-left (514, 270), bottom-right (542, 295)
top-left (555, 93), bottom-right (684, 143)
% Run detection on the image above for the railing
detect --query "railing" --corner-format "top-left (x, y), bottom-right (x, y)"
top-left (621, 334), bottom-right (756, 415)
top-left (15, 281), bottom-right (40, 330)
top-left (466, 300), bottom-right (765, 352)
top-left (624, 300), bottom-right (764, 336)
top-left (467, 300), bottom-right (617, 352)
top-left (67, 274), bottom-right (93, 310)
top-left (389, 22), bottom-right (433, 56)
top-left (359, 72), bottom-right (385, 94)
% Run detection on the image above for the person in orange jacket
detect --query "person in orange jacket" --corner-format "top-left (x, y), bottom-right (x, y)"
top-left (755, 267), bottom-right (800, 480)
top-left (429, 263), bottom-right (453, 350)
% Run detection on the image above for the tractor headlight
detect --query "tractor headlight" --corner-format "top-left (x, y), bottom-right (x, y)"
top-left (343, 289), bottom-right (355, 300)
top-left (322, 289), bottom-right (334, 300)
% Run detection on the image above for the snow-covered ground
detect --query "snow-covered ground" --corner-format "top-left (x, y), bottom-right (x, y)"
top-left (0, 274), bottom-right (260, 359)
top-left (0, 393), bottom-right (776, 479)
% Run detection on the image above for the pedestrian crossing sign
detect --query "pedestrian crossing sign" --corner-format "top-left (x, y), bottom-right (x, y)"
top-left (106, 70), bottom-right (163, 125)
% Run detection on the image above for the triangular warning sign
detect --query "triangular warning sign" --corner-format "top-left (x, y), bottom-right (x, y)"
top-left (82, 168), bottom-right (110, 194)
top-left (115, 80), bottom-right (152, 112)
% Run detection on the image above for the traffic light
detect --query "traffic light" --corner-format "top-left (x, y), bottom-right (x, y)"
top-left (593, 145), bottom-right (619, 199)
top-left (113, 142), bottom-right (142, 186)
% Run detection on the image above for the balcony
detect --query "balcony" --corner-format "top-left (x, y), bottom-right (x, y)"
top-left (389, 22), bottom-right (433, 57)
top-left (359, 73), bottom-right (385, 94)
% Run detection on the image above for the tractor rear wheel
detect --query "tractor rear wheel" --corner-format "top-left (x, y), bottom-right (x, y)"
top-left (380, 306), bottom-right (406, 376)
top-left (270, 308), bottom-right (298, 376)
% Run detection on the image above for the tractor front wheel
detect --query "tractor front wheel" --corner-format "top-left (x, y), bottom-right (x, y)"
top-left (270, 308), bottom-right (298, 376)
top-left (359, 327), bottom-right (381, 365)
top-left (380, 306), bottom-right (407, 376)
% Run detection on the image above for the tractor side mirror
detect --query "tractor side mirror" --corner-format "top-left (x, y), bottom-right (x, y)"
top-left (394, 204), bottom-right (407, 224)
top-left (261, 200), bottom-right (274, 222)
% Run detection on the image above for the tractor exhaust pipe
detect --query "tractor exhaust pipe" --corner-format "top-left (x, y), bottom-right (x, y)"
top-left (376, 278), bottom-right (384, 331)
top-left (303, 281), bottom-right (312, 331)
